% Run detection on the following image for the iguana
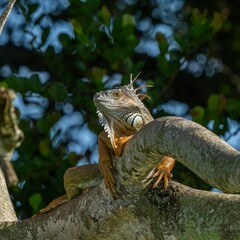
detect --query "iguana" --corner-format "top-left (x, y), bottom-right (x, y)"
top-left (0, 88), bottom-right (24, 187)
top-left (37, 75), bottom-right (175, 215)
top-left (94, 74), bottom-right (175, 196)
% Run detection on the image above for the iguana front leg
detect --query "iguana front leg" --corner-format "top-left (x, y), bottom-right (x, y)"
top-left (143, 156), bottom-right (175, 190)
top-left (98, 131), bottom-right (133, 196)
top-left (98, 131), bottom-right (117, 196)
top-left (152, 156), bottom-right (175, 189)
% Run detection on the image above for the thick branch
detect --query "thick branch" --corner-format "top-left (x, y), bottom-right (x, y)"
top-left (1, 116), bottom-right (240, 239)
top-left (0, 152), bottom-right (18, 186)
top-left (0, 88), bottom-right (24, 222)
top-left (0, 0), bottom-right (16, 34)
top-left (0, 166), bottom-right (17, 222)
top-left (118, 116), bottom-right (240, 193)
top-left (1, 181), bottom-right (240, 239)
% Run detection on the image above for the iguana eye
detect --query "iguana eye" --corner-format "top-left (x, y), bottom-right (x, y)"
top-left (126, 114), bottom-right (144, 128)
top-left (111, 90), bottom-right (122, 99)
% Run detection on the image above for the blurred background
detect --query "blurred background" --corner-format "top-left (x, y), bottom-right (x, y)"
top-left (0, 0), bottom-right (239, 219)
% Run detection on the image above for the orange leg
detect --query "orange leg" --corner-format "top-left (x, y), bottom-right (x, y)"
top-left (143, 156), bottom-right (175, 190)
top-left (98, 132), bottom-right (117, 196)
top-left (98, 132), bottom-right (134, 197)
top-left (152, 156), bottom-right (175, 189)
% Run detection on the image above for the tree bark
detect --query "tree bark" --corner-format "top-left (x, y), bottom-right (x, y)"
top-left (117, 117), bottom-right (240, 194)
top-left (0, 151), bottom-right (19, 186)
top-left (1, 117), bottom-right (240, 239)
top-left (0, 166), bottom-right (17, 222)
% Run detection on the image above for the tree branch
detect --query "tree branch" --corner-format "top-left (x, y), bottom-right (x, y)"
top-left (118, 116), bottom-right (240, 194)
top-left (0, 166), bottom-right (17, 222)
top-left (0, 88), bottom-right (24, 222)
top-left (1, 181), bottom-right (240, 239)
top-left (0, 151), bottom-right (18, 186)
top-left (1, 116), bottom-right (240, 239)
top-left (0, 0), bottom-right (16, 34)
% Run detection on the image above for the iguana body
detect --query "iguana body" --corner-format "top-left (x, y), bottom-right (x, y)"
top-left (37, 76), bottom-right (175, 214)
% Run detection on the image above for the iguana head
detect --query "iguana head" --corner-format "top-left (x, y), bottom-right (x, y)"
top-left (0, 88), bottom-right (24, 153)
top-left (93, 76), bottom-right (153, 149)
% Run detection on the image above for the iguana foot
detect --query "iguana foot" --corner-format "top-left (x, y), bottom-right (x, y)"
top-left (143, 156), bottom-right (175, 190)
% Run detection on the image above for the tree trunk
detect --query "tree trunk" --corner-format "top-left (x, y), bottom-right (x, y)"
top-left (0, 166), bottom-right (17, 222)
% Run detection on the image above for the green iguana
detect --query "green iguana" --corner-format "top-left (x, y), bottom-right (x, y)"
top-left (94, 74), bottom-right (175, 196)
top-left (37, 75), bottom-right (175, 215)
top-left (0, 88), bottom-right (24, 187)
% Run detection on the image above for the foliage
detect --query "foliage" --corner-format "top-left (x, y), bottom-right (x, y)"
top-left (0, 0), bottom-right (240, 218)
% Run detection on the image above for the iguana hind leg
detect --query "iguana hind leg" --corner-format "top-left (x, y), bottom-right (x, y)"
top-left (34, 164), bottom-right (102, 216)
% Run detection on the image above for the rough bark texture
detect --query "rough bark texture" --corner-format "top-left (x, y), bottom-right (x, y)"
top-left (0, 166), bottom-right (17, 222)
top-left (1, 182), bottom-right (240, 240)
top-left (0, 152), bottom-right (19, 187)
top-left (117, 117), bottom-right (240, 194)
top-left (1, 117), bottom-right (240, 239)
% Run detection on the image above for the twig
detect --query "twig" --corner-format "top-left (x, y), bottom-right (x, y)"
top-left (0, 0), bottom-right (16, 35)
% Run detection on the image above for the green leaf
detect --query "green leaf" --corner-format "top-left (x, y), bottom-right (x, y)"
top-left (190, 106), bottom-right (205, 123)
top-left (97, 6), bottom-right (111, 26)
top-left (90, 67), bottom-right (107, 81)
top-left (225, 99), bottom-right (240, 118)
top-left (208, 94), bottom-right (220, 112)
top-left (0, 82), bottom-right (8, 88)
top-left (155, 32), bottom-right (168, 55)
top-left (47, 83), bottom-right (68, 101)
top-left (39, 139), bottom-right (51, 157)
top-left (122, 14), bottom-right (135, 27)
top-left (37, 112), bottom-right (61, 133)
top-left (211, 12), bottom-right (226, 33)
top-left (5, 75), bottom-right (43, 94)
top-left (29, 193), bottom-right (42, 211)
